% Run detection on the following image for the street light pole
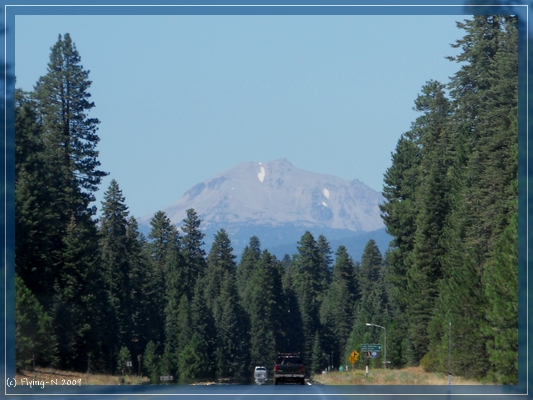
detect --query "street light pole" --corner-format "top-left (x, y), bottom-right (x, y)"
top-left (366, 323), bottom-right (387, 369)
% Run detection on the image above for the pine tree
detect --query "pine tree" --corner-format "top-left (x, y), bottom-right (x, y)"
top-left (236, 236), bottom-right (261, 314)
top-left (320, 246), bottom-right (356, 368)
top-left (280, 263), bottom-right (304, 354)
top-left (187, 281), bottom-right (217, 380)
top-left (317, 234), bottom-right (333, 287)
top-left (293, 231), bottom-right (322, 362)
top-left (30, 34), bottom-right (107, 303)
top-left (404, 81), bottom-right (453, 360)
top-left (214, 270), bottom-right (250, 381)
top-left (483, 212), bottom-right (518, 384)
top-left (425, 16), bottom-right (518, 379)
top-left (176, 294), bottom-right (192, 360)
top-left (52, 215), bottom-right (103, 371)
top-left (248, 250), bottom-right (284, 368)
top-left (143, 341), bottom-right (160, 384)
top-left (162, 248), bottom-right (184, 379)
top-left (146, 211), bottom-right (178, 348)
top-left (345, 240), bottom-right (386, 368)
top-left (33, 33), bottom-right (107, 214)
top-left (178, 334), bottom-right (207, 383)
top-left (311, 331), bottom-right (328, 374)
top-left (124, 217), bottom-right (152, 370)
top-left (204, 229), bottom-right (236, 311)
top-left (99, 180), bottom-right (132, 367)
top-left (181, 208), bottom-right (207, 298)
top-left (15, 274), bottom-right (57, 370)
top-left (14, 90), bottom-right (56, 309)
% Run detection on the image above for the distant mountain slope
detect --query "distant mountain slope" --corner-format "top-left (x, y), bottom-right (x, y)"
top-left (138, 158), bottom-right (390, 261)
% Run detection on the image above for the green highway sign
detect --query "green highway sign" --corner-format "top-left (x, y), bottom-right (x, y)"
top-left (361, 344), bottom-right (382, 352)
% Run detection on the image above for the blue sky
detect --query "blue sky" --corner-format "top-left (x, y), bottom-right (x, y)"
top-left (15, 13), bottom-right (466, 220)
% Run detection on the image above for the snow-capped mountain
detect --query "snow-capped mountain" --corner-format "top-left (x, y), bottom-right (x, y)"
top-left (138, 158), bottom-right (390, 260)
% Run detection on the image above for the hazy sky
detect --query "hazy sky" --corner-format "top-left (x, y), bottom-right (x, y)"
top-left (15, 13), bottom-right (467, 220)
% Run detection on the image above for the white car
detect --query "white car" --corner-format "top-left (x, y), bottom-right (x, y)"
top-left (254, 366), bottom-right (268, 384)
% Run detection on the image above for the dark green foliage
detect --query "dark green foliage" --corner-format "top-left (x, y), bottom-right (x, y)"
top-left (15, 90), bottom-right (56, 309)
top-left (214, 270), bottom-right (250, 381)
top-left (249, 250), bottom-right (284, 368)
top-left (143, 341), bottom-right (160, 384)
top-left (53, 215), bottom-right (103, 371)
top-left (204, 229), bottom-right (236, 311)
top-left (15, 274), bottom-right (57, 370)
top-left (99, 180), bottom-right (133, 368)
top-left (117, 346), bottom-right (131, 375)
top-left (187, 281), bottom-right (217, 380)
top-left (33, 33), bottom-right (106, 212)
top-left (280, 265), bottom-right (305, 354)
top-left (181, 208), bottom-right (207, 298)
top-left (483, 211), bottom-right (518, 384)
top-left (146, 211), bottom-right (179, 348)
top-left (320, 246), bottom-right (356, 368)
top-left (178, 334), bottom-right (207, 383)
top-left (345, 240), bottom-right (387, 368)
top-left (380, 15), bottom-right (518, 381)
top-left (236, 236), bottom-right (262, 314)
top-left (162, 254), bottom-right (185, 378)
top-left (293, 231), bottom-right (322, 362)
top-left (311, 331), bottom-right (328, 374)
top-left (124, 217), bottom-right (152, 369)
top-left (317, 235), bottom-right (333, 287)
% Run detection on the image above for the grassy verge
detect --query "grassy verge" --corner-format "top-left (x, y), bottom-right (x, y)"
top-left (15, 367), bottom-right (149, 385)
top-left (313, 366), bottom-right (489, 385)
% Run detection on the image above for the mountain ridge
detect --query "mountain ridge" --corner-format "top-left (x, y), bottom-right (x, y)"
top-left (139, 158), bottom-right (385, 233)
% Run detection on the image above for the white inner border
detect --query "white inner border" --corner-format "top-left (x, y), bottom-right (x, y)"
top-left (4, 3), bottom-right (529, 397)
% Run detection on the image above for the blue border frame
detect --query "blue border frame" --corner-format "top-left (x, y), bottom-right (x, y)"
top-left (2, 1), bottom-right (529, 398)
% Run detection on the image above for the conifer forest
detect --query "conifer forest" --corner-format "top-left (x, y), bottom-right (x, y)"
top-left (15, 16), bottom-right (518, 384)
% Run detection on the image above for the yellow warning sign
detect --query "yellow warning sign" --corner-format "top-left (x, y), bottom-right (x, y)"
top-left (349, 350), bottom-right (359, 364)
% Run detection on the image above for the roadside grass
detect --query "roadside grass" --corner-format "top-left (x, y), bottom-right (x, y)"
top-left (313, 366), bottom-right (489, 385)
top-left (15, 367), bottom-right (149, 385)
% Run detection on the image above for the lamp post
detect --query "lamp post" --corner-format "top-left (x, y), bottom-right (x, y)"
top-left (366, 323), bottom-right (387, 369)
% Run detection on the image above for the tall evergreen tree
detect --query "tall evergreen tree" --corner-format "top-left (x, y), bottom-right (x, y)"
top-left (380, 131), bottom-right (422, 363)
top-left (15, 274), bottom-right (57, 370)
top-left (124, 217), bottom-right (152, 371)
top-left (293, 231), bottom-right (322, 362)
top-left (181, 209), bottom-right (207, 298)
top-left (425, 16), bottom-right (518, 379)
top-left (317, 234), bottom-right (333, 287)
top-left (15, 90), bottom-right (55, 308)
top-left (162, 238), bottom-right (184, 379)
top-left (52, 215), bottom-right (103, 371)
top-left (236, 236), bottom-right (261, 314)
top-left (214, 270), bottom-right (250, 381)
top-left (99, 179), bottom-right (132, 367)
top-left (204, 229), bottom-right (236, 311)
top-left (320, 246), bottom-right (356, 368)
top-left (248, 250), bottom-right (284, 368)
top-left (33, 33), bottom-right (107, 214)
top-left (405, 81), bottom-right (452, 359)
top-left (345, 240), bottom-right (386, 368)
top-left (146, 211), bottom-right (178, 348)
top-left (483, 211), bottom-right (518, 384)
top-left (186, 280), bottom-right (217, 380)
top-left (280, 261), bottom-right (305, 354)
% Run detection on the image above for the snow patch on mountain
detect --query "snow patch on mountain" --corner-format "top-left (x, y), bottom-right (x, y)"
top-left (258, 166), bottom-right (265, 182)
top-left (323, 188), bottom-right (330, 199)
